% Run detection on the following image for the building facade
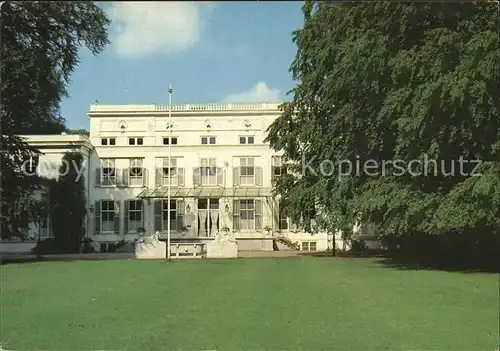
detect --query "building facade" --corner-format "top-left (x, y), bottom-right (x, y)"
top-left (86, 102), bottom-right (327, 252)
top-left (0, 102), bottom-right (382, 255)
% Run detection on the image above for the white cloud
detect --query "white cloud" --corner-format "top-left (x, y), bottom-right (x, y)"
top-left (107, 2), bottom-right (214, 58)
top-left (224, 82), bottom-right (281, 103)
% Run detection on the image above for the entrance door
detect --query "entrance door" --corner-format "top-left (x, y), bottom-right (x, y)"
top-left (198, 198), bottom-right (219, 237)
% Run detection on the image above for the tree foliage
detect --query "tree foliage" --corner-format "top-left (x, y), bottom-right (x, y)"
top-left (47, 152), bottom-right (87, 253)
top-left (66, 129), bottom-right (90, 136)
top-left (266, 2), bottom-right (499, 266)
top-left (0, 2), bottom-right (109, 238)
top-left (0, 136), bottom-right (43, 239)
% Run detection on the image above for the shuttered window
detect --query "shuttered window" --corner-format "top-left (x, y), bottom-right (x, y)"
top-left (232, 200), bottom-right (240, 231)
top-left (240, 157), bottom-right (255, 185)
top-left (154, 199), bottom-right (185, 232)
top-left (101, 159), bottom-right (116, 186)
top-left (156, 158), bottom-right (178, 186)
top-left (128, 159), bottom-right (143, 186)
top-left (201, 158), bottom-right (217, 185)
top-left (237, 158), bottom-right (262, 186)
top-left (95, 200), bottom-right (120, 234)
top-left (233, 199), bottom-right (263, 231)
top-left (124, 200), bottom-right (143, 233)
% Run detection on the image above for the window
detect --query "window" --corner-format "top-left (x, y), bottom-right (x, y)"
top-left (156, 158), bottom-right (184, 187)
top-left (240, 200), bottom-right (255, 230)
top-left (201, 136), bottom-right (216, 145)
top-left (24, 155), bottom-right (39, 175)
top-left (201, 158), bottom-right (217, 185)
top-left (129, 159), bottom-right (143, 186)
top-left (234, 157), bottom-right (262, 186)
top-left (279, 210), bottom-right (289, 230)
top-left (154, 200), bottom-right (185, 232)
top-left (95, 200), bottom-right (120, 234)
top-left (239, 199), bottom-right (255, 230)
top-left (129, 137), bottom-right (143, 145)
top-left (272, 156), bottom-right (287, 182)
top-left (197, 198), bottom-right (220, 236)
top-left (301, 241), bottom-right (317, 251)
top-left (163, 137), bottom-right (178, 145)
top-left (232, 199), bottom-right (262, 231)
top-left (101, 138), bottom-right (116, 146)
top-left (101, 159), bottom-right (116, 186)
top-left (126, 200), bottom-right (143, 232)
top-left (162, 158), bottom-right (177, 185)
top-left (240, 157), bottom-right (255, 184)
top-left (239, 136), bottom-right (255, 144)
top-left (163, 200), bottom-right (178, 231)
top-left (100, 200), bottom-right (115, 232)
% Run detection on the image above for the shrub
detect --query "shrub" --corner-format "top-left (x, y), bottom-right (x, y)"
top-left (32, 238), bottom-right (65, 255)
top-left (350, 239), bottom-right (367, 254)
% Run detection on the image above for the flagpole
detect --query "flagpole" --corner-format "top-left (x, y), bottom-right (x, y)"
top-left (167, 85), bottom-right (173, 260)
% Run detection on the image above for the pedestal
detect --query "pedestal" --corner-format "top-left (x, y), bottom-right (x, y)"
top-left (135, 235), bottom-right (166, 259)
top-left (206, 241), bottom-right (238, 259)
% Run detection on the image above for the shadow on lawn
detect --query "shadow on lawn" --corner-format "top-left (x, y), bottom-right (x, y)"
top-left (0, 253), bottom-right (134, 265)
top-left (373, 256), bottom-right (500, 274)
top-left (299, 250), bottom-right (499, 274)
top-left (3, 251), bottom-right (498, 274)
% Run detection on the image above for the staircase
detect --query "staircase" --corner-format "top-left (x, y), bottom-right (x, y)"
top-left (274, 236), bottom-right (300, 251)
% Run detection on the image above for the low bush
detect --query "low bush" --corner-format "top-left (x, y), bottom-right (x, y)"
top-left (81, 238), bottom-right (96, 253)
top-left (32, 238), bottom-right (65, 255)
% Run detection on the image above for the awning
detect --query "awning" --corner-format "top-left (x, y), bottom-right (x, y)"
top-left (136, 187), bottom-right (273, 199)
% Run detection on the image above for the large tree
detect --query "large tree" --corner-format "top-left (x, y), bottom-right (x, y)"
top-left (266, 2), bottom-right (499, 266)
top-left (48, 152), bottom-right (87, 253)
top-left (0, 2), bottom-right (110, 239)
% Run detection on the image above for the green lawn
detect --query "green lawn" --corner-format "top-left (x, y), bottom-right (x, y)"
top-left (1, 257), bottom-right (498, 350)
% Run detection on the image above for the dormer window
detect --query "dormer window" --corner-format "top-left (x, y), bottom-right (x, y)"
top-left (239, 136), bottom-right (255, 144)
top-left (101, 138), bottom-right (116, 146)
top-left (129, 137), bottom-right (144, 146)
top-left (201, 136), bottom-right (216, 145)
top-left (163, 137), bottom-right (178, 145)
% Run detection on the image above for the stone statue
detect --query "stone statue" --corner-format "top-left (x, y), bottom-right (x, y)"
top-left (184, 205), bottom-right (196, 237)
top-left (215, 227), bottom-right (235, 243)
top-left (207, 227), bottom-right (238, 258)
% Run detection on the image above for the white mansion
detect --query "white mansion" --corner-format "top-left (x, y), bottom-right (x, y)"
top-left (13, 102), bottom-right (342, 253)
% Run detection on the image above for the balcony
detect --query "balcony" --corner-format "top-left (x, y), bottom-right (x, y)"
top-left (154, 103), bottom-right (279, 112)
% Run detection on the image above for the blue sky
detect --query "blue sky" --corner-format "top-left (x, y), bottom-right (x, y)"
top-left (60, 2), bottom-right (304, 129)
